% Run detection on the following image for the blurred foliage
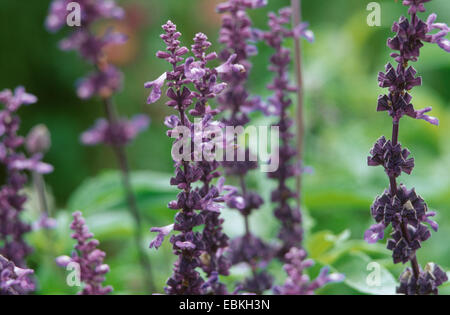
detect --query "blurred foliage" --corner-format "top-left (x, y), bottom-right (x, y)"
top-left (0, 0), bottom-right (448, 294)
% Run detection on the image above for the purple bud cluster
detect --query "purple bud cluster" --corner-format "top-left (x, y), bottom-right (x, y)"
top-left (146, 21), bottom-right (241, 295)
top-left (56, 211), bottom-right (112, 295)
top-left (0, 254), bottom-right (34, 295)
top-left (0, 87), bottom-right (52, 273)
top-left (262, 7), bottom-right (313, 257)
top-left (46, 0), bottom-right (149, 147)
top-left (365, 0), bottom-right (448, 295)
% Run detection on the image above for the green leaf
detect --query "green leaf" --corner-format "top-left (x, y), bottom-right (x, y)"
top-left (333, 252), bottom-right (398, 295)
top-left (306, 229), bottom-right (350, 262)
top-left (67, 170), bottom-right (176, 214)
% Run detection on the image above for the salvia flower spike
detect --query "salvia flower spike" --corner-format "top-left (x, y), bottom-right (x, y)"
top-left (365, 0), bottom-right (448, 295)
top-left (146, 21), bottom-right (241, 295)
top-left (262, 6), bottom-right (313, 258)
top-left (262, 6), bottom-right (342, 294)
top-left (56, 211), bottom-right (112, 295)
top-left (216, 0), bottom-right (274, 294)
top-left (0, 87), bottom-right (52, 294)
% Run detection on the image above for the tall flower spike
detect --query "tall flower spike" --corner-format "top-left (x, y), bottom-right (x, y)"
top-left (56, 211), bottom-right (112, 295)
top-left (46, 0), bottom-right (154, 291)
top-left (262, 6), bottom-right (343, 294)
top-left (365, 0), bottom-right (448, 295)
top-left (262, 6), bottom-right (313, 258)
top-left (216, 0), bottom-right (274, 294)
top-left (146, 22), bottom-right (239, 295)
top-left (0, 87), bottom-right (51, 295)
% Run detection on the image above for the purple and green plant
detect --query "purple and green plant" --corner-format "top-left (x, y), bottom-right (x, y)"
top-left (364, 0), bottom-right (449, 295)
top-left (0, 87), bottom-right (53, 294)
top-left (146, 21), bottom-right (242, 295)
top-left (46, 0), bottom-right (153, 290)
top-left (216, 0), bottom-right (275, 294)
top-left (56, 211), bottom-right (112, 295)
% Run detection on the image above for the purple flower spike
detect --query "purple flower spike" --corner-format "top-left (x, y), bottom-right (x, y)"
top-left (56, 211), bottom-right (113, 295)
top-left (1, 87), bottom-right (51, 293)
top-left (366, 0), bottom-right (448, 295)
top-left (147, 21), bottom-right (236, 295)
top-left (262, 7), bottom-right (314, 258)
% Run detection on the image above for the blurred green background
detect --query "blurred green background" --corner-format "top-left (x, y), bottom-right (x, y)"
top-left (0, 0), bottom-right (449, 294)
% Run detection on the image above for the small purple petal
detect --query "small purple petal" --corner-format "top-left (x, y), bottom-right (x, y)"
top-left (149, 224), bottom-right (174, 249)
top-left (364, 223), bottom-right (385, 244)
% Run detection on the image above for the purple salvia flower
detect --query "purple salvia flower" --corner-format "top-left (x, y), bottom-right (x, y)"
top-left (0, 254), bottom-right (34, 295)
top-left (273, 248), bottom-right (344, 295)
top-left (365, 0), bottom-right (448, 295)
top-left (146, 22), bottom-right (238, 295)
top-left (56, 211), bottom-right (112, 295)
top-left (0, 87), bottom-right (51, 280)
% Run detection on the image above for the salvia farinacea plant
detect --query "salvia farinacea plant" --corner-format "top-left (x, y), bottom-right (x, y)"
top-left (46, 0), bottom-right (153, 290)
top-left (146, 21), bottom-right (243, 295)
top-left (364, 0), bottom-right (449, 295)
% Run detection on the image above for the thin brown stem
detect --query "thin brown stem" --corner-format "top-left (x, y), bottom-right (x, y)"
top-left (102, 97), bottom-right (155, 293)
top-left (291, 0), bottom-right (304, 208)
